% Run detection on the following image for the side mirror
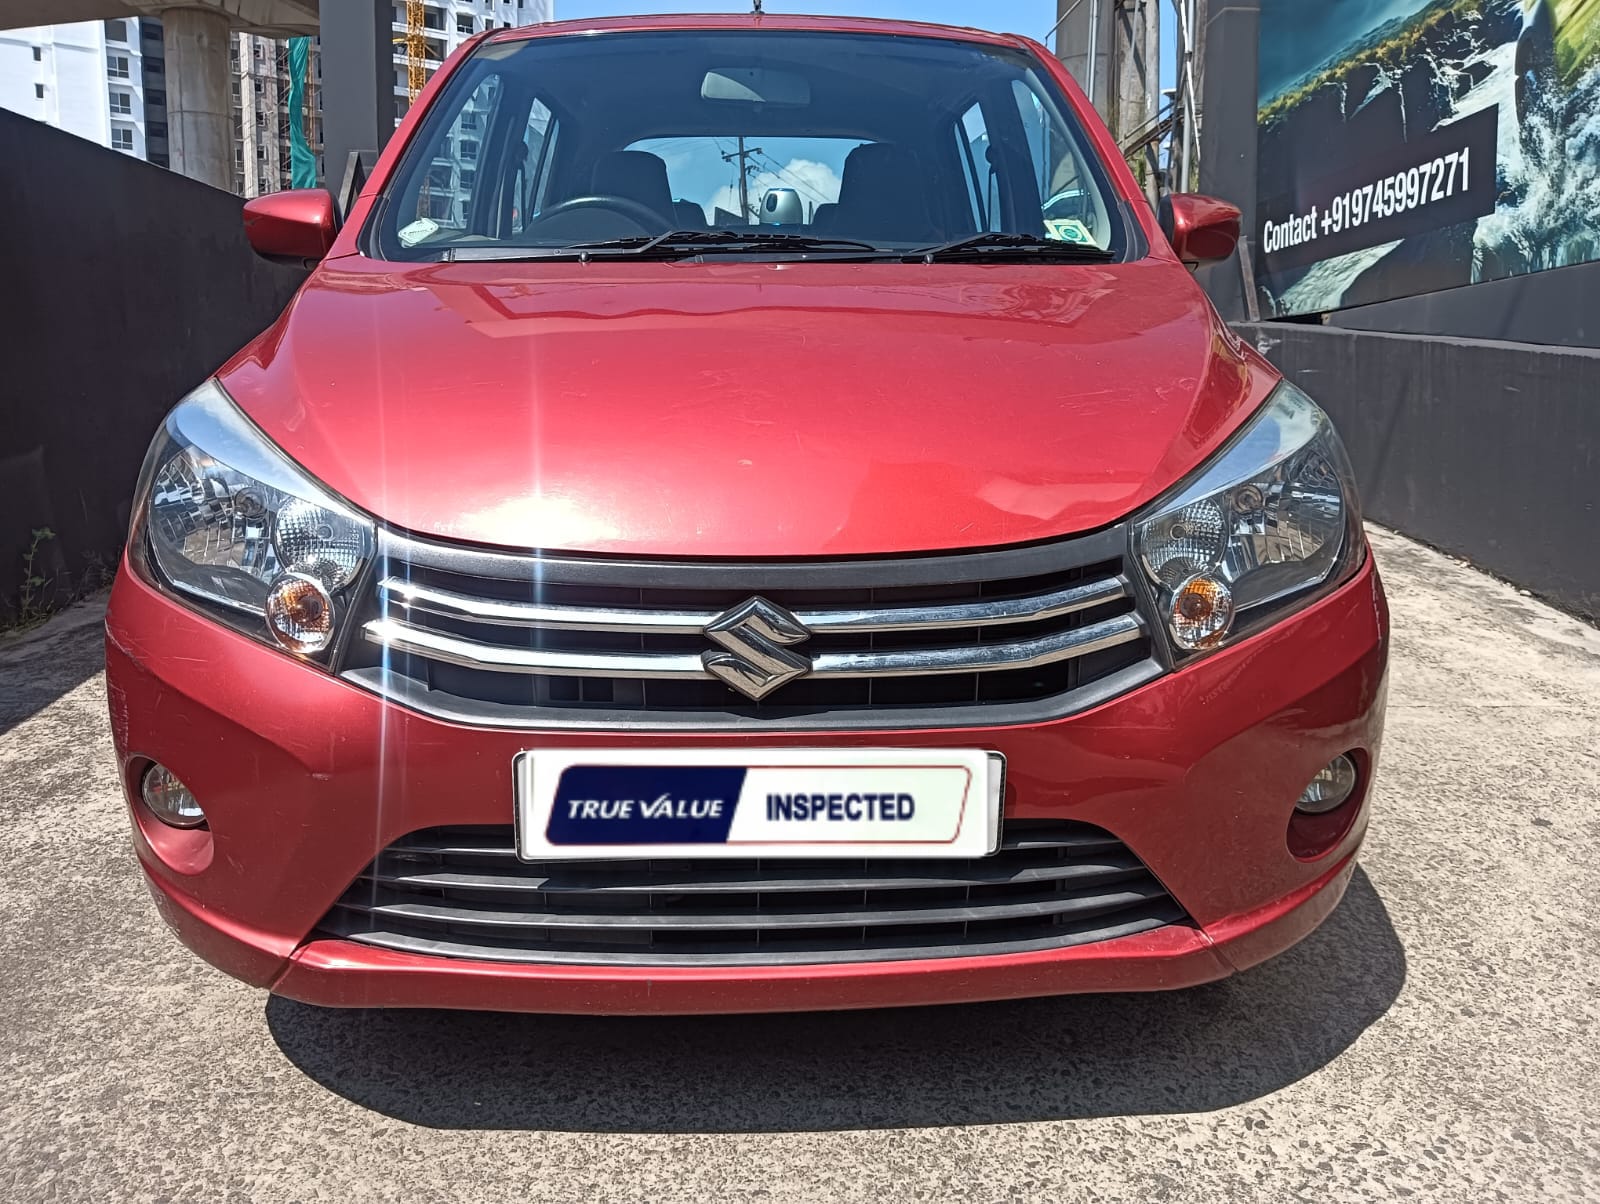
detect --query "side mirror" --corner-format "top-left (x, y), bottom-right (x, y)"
top-left (242, 189), bottom-right (338, 265)
top-left (1159, 193), bottom-right (1241, 266)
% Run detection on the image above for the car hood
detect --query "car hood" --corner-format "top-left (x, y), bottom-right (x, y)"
top-left (218, 256), bottom-right (1273, 558)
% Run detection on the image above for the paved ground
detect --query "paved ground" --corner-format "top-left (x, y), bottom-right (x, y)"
top-left (1, 527), bottom-right (1597, 1203)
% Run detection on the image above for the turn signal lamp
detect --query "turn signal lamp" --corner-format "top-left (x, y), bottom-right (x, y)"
top-left (1168, 574), bottom-right (1234, 650)
top-left (265, 572), bottom-right (335, 654)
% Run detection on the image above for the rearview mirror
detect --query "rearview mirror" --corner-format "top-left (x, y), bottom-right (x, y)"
top-left (242, 189), bottom-right (338, 265)
top-left (1158, 193), bottom-right (1241, 266)
top-left (702, 67), bottom-right (811, 107)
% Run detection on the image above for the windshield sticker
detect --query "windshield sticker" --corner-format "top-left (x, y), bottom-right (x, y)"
top-left (1045, 218), bottom-right (1096, 245)
top-left (398, 217), bottom-right (441, 247)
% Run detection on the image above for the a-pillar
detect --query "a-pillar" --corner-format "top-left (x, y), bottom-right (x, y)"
top-left (163, 6), bottom-right (233, 190)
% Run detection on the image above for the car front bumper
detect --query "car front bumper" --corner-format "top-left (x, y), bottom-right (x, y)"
top-left (105, 552), bottom-right (1388, 1015)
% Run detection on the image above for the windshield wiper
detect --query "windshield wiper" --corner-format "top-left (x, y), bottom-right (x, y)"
top-left (907, 233), bottom-right (1117, 263)
top-left (632, 229), bottom-right (885, 254)
top-left (442, 230), bottom-right (886, 262)
top-left (443, 238), bottom-right (657, 262)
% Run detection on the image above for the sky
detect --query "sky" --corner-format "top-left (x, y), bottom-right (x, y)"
top-left (552, 2), bottom-right (1178, 84)
top-left (552, 1), bottom-right (1064, 40)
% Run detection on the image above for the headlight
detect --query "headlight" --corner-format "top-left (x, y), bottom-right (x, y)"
top-left (130, 380), bottom-right (374, 660)
top-left (1132, 381), bottom-right (1362, 656)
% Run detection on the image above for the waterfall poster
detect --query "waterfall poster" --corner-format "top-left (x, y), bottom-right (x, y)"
top-left (1254, 0), bottom-right (1600, 318)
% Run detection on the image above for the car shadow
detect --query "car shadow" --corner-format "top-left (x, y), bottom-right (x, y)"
top-left (266, 867), bottom-right (1404, 1133)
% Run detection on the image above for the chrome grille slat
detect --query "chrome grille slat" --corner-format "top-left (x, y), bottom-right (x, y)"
top-left (317, 913), bottom-right (1187, 968)
top-left (384, 826), bottom-right (1131, 862)
top-left (362, 619), bottom-right (709, 678)
top-left (333, 881), bottom-right (1172, 932)
top-left (380, 578), bottom-right (711, 633)
top-left (361, 611), bottom-right (1144, 680)
top-left (361, 854), bottom-right (1147, 895)
top-left (377, 574), bottom-right (1129, 634)
top-left (800, 576), bottom-right (1128, 632)
top-left (808, 614), bottom-right (1143, 677)
top-left (317, 823), bottom-right (1191, 967)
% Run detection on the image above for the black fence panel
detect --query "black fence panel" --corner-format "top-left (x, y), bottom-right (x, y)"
top-left (1240, 322), bottom-right (1600, 622)
top-left (0, 111), bottom-right (305, 620)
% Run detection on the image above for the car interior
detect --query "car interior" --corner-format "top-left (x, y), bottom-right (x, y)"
top-left (376, 29), bottom-right (1117, 258)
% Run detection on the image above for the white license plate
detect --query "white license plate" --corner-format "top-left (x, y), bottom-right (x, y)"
top-left (514, 748), bottom-right (1004, 861)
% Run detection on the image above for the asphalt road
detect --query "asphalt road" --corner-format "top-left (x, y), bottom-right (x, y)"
top-left (2, 527), bottom-right (1597, 1203)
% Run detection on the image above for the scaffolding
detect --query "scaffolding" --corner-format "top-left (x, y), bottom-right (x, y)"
top-left (230, 32), bottom-right (321, 197)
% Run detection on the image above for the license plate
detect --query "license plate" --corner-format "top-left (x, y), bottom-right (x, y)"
top-left (514, 749), bottom-right (1004, 861)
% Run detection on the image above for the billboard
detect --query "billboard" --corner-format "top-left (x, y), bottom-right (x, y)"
top-left (1254, 0), bottom-right (1600, 318)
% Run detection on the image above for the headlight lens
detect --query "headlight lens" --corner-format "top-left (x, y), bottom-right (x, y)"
top-left (131, 380), bottom-right (373, 658)
top-left (1133, 381), bottom-right (1361, 655)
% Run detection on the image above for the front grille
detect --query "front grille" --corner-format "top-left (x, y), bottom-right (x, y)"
top-left (340, 527), bottom-right (1160, 728)
top-left (317, 823), bottom-right (1189, 967)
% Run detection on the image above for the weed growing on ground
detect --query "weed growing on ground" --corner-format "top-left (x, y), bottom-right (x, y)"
top-left (6, 527), bottom-right (58, 632)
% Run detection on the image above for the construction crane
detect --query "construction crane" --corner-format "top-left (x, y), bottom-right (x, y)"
top-left (402, 0), bottom-right (427, 102)
top-left (397, 0), bottom-right (429, 217)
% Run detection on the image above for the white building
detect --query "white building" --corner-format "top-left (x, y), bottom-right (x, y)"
top-left (0, 18), bottom-right (167, 165)
top-left (0, 5), bottom-right (551, 197)
top-left (391, 0), bottom-right (553, 124)
top-left (388, 1), bottom-right (552, 224)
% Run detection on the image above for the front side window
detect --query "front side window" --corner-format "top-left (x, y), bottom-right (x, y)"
top-left (392, 75), bottom-right (504, 241)
top-left (1011, 80), bottom-right (1111, 247)
top-left (955, 102), bottom-right (1001, 233)
top-left (371, 30), bottom-right (1127, 261)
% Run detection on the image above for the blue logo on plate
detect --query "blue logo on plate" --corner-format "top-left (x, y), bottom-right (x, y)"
top-left (547, 766), bottom-right (746, 844)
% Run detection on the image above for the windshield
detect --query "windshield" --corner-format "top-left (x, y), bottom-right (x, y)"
top-left (369, 29), bottom-right (1129, 261)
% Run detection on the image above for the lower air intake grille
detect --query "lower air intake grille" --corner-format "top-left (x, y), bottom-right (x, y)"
top-left (318, 822), bottom-right (1189, 967)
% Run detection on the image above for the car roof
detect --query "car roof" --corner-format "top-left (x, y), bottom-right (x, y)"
top-left (483, 12), bottom-right (1030, 51)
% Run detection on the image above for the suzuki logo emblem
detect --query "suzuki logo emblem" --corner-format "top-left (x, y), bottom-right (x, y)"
top-left (702, 597), bottom-right (813, 701)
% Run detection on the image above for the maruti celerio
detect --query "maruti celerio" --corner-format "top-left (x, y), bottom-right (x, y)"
top-left (106, 14), bottom-right (1388, 1014)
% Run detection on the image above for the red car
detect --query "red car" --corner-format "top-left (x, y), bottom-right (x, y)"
top-left (106, 14), bottom-right (1387, 1014)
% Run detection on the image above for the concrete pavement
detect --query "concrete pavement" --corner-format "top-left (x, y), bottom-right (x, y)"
top-left (1, 527), bottom-right (1597, 1202)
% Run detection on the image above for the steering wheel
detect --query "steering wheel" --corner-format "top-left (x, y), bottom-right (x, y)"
top-left (528, 195), bottom-right (666, 233)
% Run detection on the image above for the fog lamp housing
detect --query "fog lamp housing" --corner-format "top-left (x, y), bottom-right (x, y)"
top-left (141, 764), bottom-right (207, 829)
top-left (1296, 753), bottom-right (1359, 815)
